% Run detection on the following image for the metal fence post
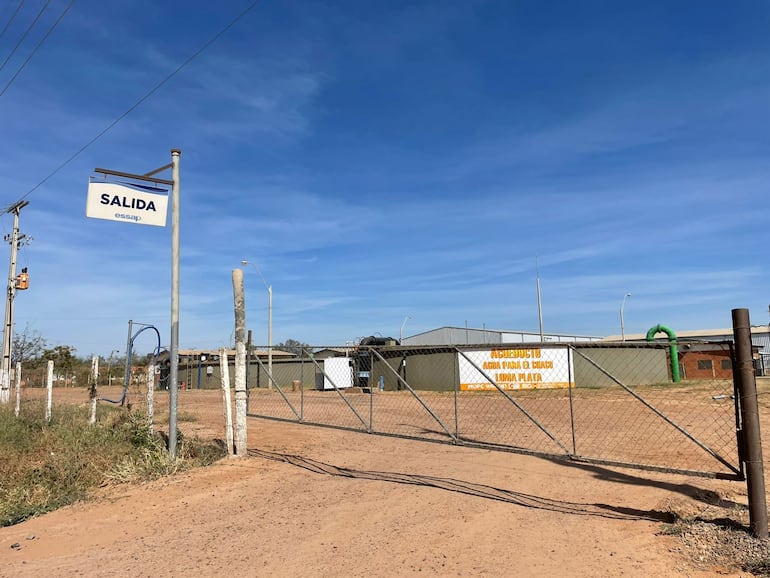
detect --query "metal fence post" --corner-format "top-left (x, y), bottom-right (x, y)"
top-left (453, 346), bottom-right (459, 439)
top-left (732, 308), bottom-right (768, 539)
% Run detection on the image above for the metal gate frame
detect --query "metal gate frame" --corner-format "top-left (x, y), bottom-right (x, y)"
top-left (246, 343), bottom-right (743, 480)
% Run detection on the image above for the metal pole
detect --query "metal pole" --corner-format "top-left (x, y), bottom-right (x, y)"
top-left (168, 148), bottom-right (181, 459)
top-left (620, 293), bottom-right (631, 342)
top-left (246, 329), bottom-right (252, 406)
top-left (1, 201), bottom-right (27, 404)
top-left (240, 261), bottom-right (272, 388)
top-left (536, 258), bottom-right (544, 342)
top-left (400, 315), bottom-right (411, 344)
top-left (268, 284), bottom-right (272, 382)
top-left (106, 349), bottom-right (118, 386)
top-left (732, 308), bottom-right (768, 538)
top-left (123, 320), bottom-right (133, 395)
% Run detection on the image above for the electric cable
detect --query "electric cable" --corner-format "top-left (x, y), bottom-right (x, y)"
top-left (0, 0), bottom-right (75, 98)
top-left (2, 0), bottom-right (261, 214)
top-left (0, 0), bottom-right (51, 74)
top-left (0, 0), bottom-right (26, 44)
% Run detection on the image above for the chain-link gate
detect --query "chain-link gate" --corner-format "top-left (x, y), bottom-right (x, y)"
top-left (246, 342), bottom-right (742, 479)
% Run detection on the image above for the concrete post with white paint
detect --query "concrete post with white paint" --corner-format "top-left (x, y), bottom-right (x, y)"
top-left (89, 356), bottom-right (98, 425)
top-left (147, 364), bottom-right (155, 434)
top-left (232, 269), bottom-right (247, 456)
top-left (14, 362), bottom-right (21, 418)
top-left (219, 348), bottom-right (234, 456)
top-left (46, 360), bottom-right (53, 423)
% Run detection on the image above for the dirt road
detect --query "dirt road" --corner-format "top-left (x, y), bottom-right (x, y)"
top-left (0, 387), bottom-right (756, 577)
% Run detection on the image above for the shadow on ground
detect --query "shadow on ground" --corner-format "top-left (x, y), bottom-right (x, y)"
top-left (247, 448), bottom-right (676, 523)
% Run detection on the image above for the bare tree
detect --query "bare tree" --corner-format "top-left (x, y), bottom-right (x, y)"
top-left (12, 323), bottom-right (47, 365)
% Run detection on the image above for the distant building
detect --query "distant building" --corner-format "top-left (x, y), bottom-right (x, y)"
top-left (402, 326), bottom-right (603, 346)
top-left (156, 348), bottom-right (295, 389)
top-left (312, 347), bottom-right (351, 360)
top-left (603, 326), bottom-right (770, 377)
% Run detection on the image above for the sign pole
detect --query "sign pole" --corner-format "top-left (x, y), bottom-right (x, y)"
top-left (168, 149), bottom-right (181, 459)
top-left (89, 153), bottom-right (179, 458)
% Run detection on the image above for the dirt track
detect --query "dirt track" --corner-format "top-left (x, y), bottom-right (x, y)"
top-left (0, 386), bottom-right (760, 577)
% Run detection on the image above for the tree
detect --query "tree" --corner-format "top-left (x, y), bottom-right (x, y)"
top-left (42, 345), bottom-right (78, 385)
top-left (12, 323), bottom-right (47, 365)
top-left (276, 339), bottom-right (309, 356)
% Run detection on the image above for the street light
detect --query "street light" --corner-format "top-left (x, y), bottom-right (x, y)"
top-left (400, 315), bottom-right (411, 344)
top-left (620, 292), bottom-right (632, 342)
top-left (241, 260), bottom-right (272, 382)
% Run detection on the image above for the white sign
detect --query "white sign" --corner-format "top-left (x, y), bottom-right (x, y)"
top-left (459, 346), bottom-right (574, 391)
top-left (86, 180), bottom-right (169, 227)
top-left (321, 357), bottom-right (354, 390)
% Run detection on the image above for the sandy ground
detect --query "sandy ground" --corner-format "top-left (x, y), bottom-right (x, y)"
top-left (0, 387), bottom-right (760, 577)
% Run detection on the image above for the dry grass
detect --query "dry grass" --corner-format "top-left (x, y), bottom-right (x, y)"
top-left (0, 402), bottom-right (225, 527)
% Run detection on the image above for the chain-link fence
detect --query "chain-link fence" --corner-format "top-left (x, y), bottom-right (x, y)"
top-left (245, 341), bottom-right (741, 479)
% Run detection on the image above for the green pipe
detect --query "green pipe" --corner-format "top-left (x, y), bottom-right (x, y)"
top-left (646, 324), bottom-right (681, 382)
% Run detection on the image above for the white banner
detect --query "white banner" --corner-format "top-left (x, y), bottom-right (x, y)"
top-left (86, 180), bottom-right (169, 227)
top-left (459, 346), bottom-right (574, 391)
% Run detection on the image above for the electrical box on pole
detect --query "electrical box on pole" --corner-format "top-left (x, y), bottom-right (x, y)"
top-left (15, 268), bottom-right (29, 290)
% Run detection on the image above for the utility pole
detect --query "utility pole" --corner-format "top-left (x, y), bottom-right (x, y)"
top-left (1, 200), bottom-right (29, 404)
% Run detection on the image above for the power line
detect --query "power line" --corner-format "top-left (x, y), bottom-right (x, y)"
top-left (0, 0), bottom-right (74, 98)
top-left (3, 0), bottom-right (261, 214)
top-left (0, 0), bottom-right (27, 44)
top-left (0, 0), bottom-right (51, 74)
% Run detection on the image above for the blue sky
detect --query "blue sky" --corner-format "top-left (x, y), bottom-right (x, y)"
top-left (1, 0), bottom-right (769, 357)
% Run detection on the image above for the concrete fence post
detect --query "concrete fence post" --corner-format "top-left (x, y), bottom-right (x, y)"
top-left (89, 356), bottom-right (98, 425)
top-left (14, 362), bottom-right (21, 418)
top-left (219, 348), bottom-right (234, 456)
top-left (46, 360), bottom-right (53, 423)
top-left (147, 364), bottom-right (155, 434)
top-left (232, 269), bottom-right (247, 456)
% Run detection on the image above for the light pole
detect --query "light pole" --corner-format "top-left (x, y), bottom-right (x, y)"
top-left (106, 349), bottom-right (119, 386)
top-left (620, 292), bottom-right (632, 342)
top-left (241, 260), bottom-right (272, 382)
top-left (400, 315), bottom-right (411, 344)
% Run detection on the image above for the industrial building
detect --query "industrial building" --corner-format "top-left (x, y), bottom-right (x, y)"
top-left (401, 326), bottom-right (603, 346)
